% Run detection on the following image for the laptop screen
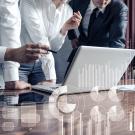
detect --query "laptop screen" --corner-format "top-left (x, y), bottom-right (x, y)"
top-left (64, 46), bottom-right (135, 93)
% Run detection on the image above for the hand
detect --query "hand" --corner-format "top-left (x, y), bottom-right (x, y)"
top-left (37, 80), bottom-right (56, 85)
top-left (60, 11), bottom-right (82, 35)
top-left (5, 81), bottom-right (31, 90)
top-left (5, 44), bottom-right (49, 63)
top-left (71, 38), bottom-right (79, 48)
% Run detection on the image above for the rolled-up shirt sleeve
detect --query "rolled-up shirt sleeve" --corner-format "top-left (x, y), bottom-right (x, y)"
top-left (3, 61), bottom-right (20, 82)
top-left (50, 32), bottom-right (67, 51)
top-left (0, 0), bottom-right (21, 82)
top-left (0, 47), bottom-right (7, 63)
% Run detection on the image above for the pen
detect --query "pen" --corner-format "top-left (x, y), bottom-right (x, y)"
top-left (47, 49), bottom-right (57, 53)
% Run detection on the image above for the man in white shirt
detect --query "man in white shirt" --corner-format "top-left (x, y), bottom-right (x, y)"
top-left (0, 0), bottom-right (49, 89)
top-left (19, 0), bottom-right (82, 85)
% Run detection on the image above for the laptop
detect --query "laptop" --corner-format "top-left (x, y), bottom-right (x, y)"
top-left (32, 46), bottom-right (135, 94)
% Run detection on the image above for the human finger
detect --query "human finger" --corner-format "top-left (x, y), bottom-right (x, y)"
top-left (71, 18), bottom-right (81, 25)
top-left (26, 48), bottom-right (48, 54)
top-left (26, 53), bottom-right (41, 60)
top-left (25, 83), bottom-right (31, 90)
top-left (73, 12), bottom-right (82, 20)
top-left (27, 44), bottom-right (49, 50)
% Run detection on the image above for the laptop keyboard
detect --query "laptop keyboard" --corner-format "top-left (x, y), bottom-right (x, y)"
top-left (32, 83), bottom-right (61, 94)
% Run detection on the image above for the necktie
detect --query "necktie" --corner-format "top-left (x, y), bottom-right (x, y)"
top-left (88, 8), bottom-right (99, 37)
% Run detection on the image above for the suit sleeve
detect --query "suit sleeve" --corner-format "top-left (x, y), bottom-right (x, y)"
top-left (109, 3), bottom-right (128, 48)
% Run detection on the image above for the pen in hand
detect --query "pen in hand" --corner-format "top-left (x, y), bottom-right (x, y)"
top-left (37, 43), bottom-right (57, 54)
top-left (47, 49), bottom-right (57, 53)
top-left (40, 49), bottom-right (57, 55)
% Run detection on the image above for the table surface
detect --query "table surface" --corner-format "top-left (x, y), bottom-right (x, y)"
top-left (0, 82), bottom-right (135, 135)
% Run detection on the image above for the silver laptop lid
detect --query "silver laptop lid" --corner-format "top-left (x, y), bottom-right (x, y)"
top-left (64, 46), bottom-right (135, 93)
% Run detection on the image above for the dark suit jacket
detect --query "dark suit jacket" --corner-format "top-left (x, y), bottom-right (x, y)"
top-left (68, 0), bottom-right (128, 48)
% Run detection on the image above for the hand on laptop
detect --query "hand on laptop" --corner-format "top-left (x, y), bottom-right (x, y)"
top-left (37, 80), bottom-right (56, 85)
top-left (5, 81), bottom-right (31, 90)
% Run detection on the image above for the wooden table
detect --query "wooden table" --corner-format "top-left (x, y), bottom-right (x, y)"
top-left (0, 88), bottom-right (135, 135)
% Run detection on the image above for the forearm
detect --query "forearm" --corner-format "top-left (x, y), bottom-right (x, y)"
top-left (4, 48), bottom-right (16, 62)
top-left (5, 80), bottom-right (31, 90)
top-left (0, 0), bottom-right (21, 82)
top-left (5, 81), bottom-right (20, 89)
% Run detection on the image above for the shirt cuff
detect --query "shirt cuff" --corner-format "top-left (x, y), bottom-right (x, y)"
top-left (58, 32), bottom-right (67, 43)
top-left (3, 61), bottom-right (20, 82)
top-left (40, 54), bottom-right (56, 80)
top-left (38, 38), bottom-right (50, 47)
top-left (45, 70), bottom-right (56, 80)
top-left (0, 47), bottom-right (7, 63)
top-left (50, 32), bottom-right (66, 51)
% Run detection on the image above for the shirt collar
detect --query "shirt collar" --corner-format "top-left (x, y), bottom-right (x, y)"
top-left (90, 0), bottom-right (106, 13)
top-left (50, 0), bottom-right (64, 13)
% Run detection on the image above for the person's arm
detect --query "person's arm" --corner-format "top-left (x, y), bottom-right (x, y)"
top-left (68, 0), bottom-right (78, 48)
top-left (0, 44), bottom-right (48, 89)
top-left (0, 47), bottom-right (7, 63)
top-left (0, 46), bottom-right (31, 89)
top-left (41, 52), bottom-right (56, 81)
top-left (20, 0), bottom-right (81, 51)
top-left (0, 1), bottom-right (34, 90)
top-left (50, 5), bottom-right (73, 51)
top-left (50, 6), bottom-right (82, 51)
top-left (109, 2), bottom-right (128, 48)
top-left (20, 0), bottom-right (72, 52)
top-left (5, 44), bottom-right (49, 63)
top-left (0, 44), bottom-right (48, 63)
top-left (0, 0), bottom-right (21, 83)
top-left (5, 81), bottom-right (31, 90)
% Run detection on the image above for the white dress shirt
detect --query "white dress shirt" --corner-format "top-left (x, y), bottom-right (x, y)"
top-left (0, 0), bottom-right (21, 82)
top-left (20, 0), bottom-right (73, 80)
top-left (83, 0), bottom-right (106, 36)
top-left (0, 47), bottom-right (7, 63)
